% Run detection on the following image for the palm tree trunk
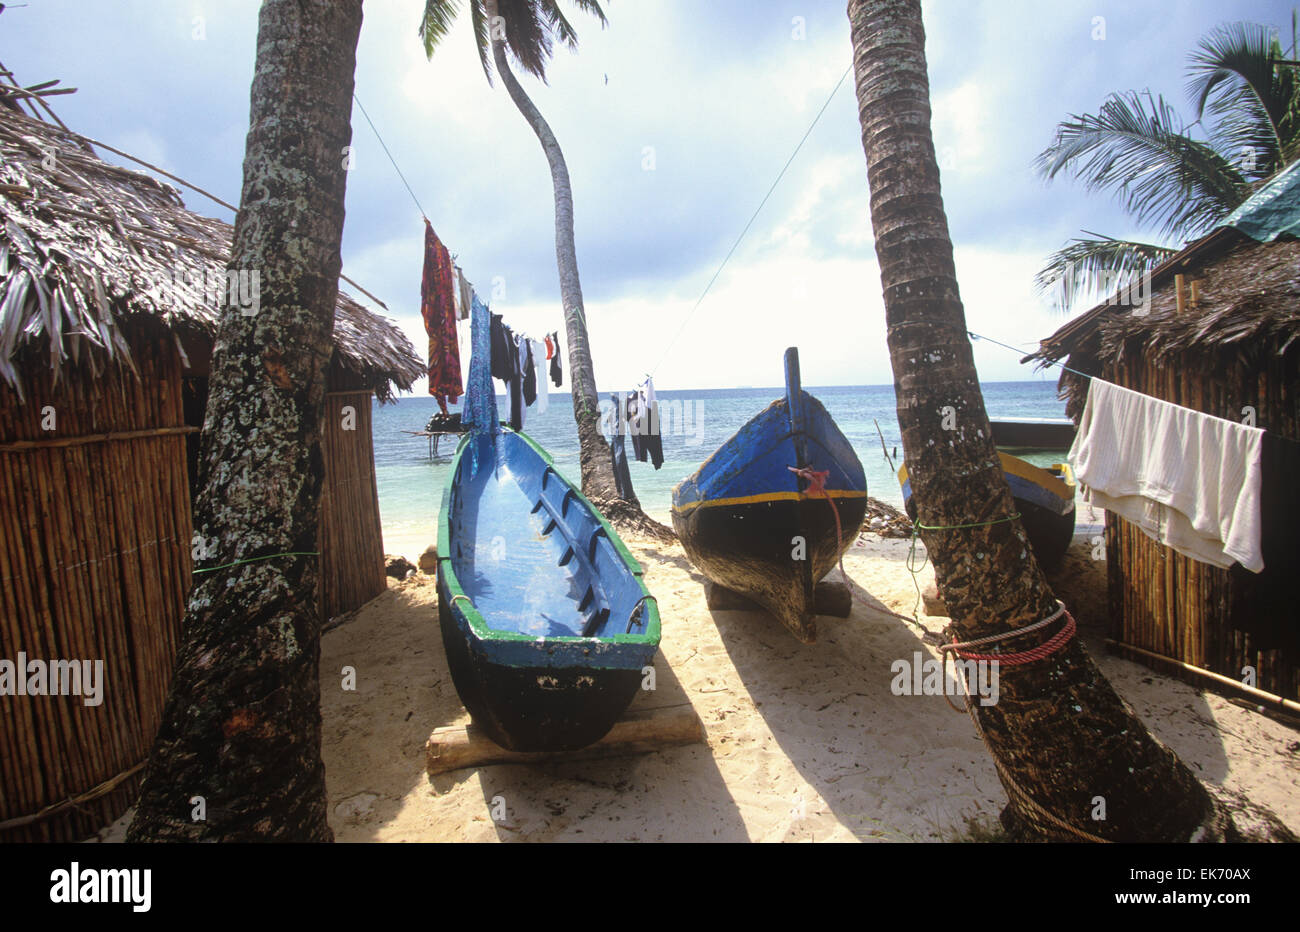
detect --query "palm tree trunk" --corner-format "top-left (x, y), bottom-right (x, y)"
top-left (846, 0), bottom-right (1279, 842)
top-left (126, 0), bottom-right (363, 841)
top-left (485, 0), bottom-right (625, 505)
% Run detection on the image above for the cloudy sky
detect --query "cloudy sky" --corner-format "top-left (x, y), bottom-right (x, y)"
top-left (2, 0), bottom-right (1293, 391)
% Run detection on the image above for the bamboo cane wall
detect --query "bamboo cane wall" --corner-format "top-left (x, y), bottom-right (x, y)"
top-left (0, 332), bottom-right (192, 841)
top-left (1103, 346), bottom-right (1300, 701)
top-left (318, 390), bottom-right (387, 620)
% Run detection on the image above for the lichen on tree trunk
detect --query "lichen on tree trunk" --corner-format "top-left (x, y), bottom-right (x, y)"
top-left (126, 0), bottom-right (364, 842)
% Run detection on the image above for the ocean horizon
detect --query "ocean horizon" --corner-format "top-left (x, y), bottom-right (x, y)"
top-left (372, 380), bottom-right (1070, 558)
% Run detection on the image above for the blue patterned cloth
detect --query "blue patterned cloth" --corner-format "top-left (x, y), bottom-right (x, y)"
top-left (461, 293), bottom-right (499, 477)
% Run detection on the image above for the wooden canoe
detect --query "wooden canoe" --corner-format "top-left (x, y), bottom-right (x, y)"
top-left (436, 429), bottom-right (661, 752)
top-left (898, 453), bottom-right (1077, 569)
top-left (670, 348), bottom-right (867, 643)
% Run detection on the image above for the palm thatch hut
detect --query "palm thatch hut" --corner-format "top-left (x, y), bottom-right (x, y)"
top-left (0, 105), bottom-right (423, 841)
top-left (1027, 160), bottom-right (1300, 706)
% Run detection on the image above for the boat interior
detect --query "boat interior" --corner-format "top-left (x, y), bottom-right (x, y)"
top-left (446, 432), bottom-right (650, 640)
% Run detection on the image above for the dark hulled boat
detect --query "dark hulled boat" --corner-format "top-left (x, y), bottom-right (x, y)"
top-left (671, 348), bottom-right (867, 643)
top-left (898, 453), bottom-right (1077, 569)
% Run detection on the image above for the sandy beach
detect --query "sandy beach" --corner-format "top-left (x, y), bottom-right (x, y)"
top-left (311, 519), bottom-right (1300, 843)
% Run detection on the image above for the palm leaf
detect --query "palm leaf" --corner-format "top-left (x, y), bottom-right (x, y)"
top-left (1185, 21), bottom-right (1300, 172)
top-left (499, 0), bottom-right (552, 82)
top-left (541, 0), bottom-right (607, 49)
top-left (540, 0), bottom-right (579, 49)
top-left (1036, 89), bottom-right (1249, 239)
top-left (422, 0), bottom-right (608, 85)
top-left (469, 0), bottom-right (492, 83)
top-left (419, 0), bottom-right (462, 58)
top-left (1034, 234), bottom-right (1176, 313)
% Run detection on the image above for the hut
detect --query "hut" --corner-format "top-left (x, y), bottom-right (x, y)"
top-left (0, 104), bottom-right (423, 841)
top-left (1027, 160), bottom-right (1300, 706)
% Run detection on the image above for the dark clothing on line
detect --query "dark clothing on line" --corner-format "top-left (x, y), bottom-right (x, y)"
top-left (550, 331), bottom-right (563, 387)
top-left (522, 340), bottom-right (537, 407)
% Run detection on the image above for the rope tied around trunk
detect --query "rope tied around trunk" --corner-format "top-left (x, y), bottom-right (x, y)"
top-left (936, 602), bottom-right (1075, 715)
top-left (788, 465), bottom-right (852, 606)
top-left (904, 511), bottom-right (1021, 620)
top-left (940, 600), bottom-right (1075, 666)
top-left (192, 552), bottom-right (320, 575)
top-left (939, 599), bottom-right (1107, 843)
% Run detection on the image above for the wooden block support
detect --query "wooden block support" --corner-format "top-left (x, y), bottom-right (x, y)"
top-left (814, 580), bottom-right (852, 617)
top-left (703, 580), bottom-right (759, 611)
top-left (922, 583), bottom-right (949, 617)
top-left (704, 579), bottom-right (853, 617)
top-left (425, 706), bottom-right (706, 776)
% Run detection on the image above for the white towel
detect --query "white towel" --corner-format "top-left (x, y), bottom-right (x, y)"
top-left (1069, 378), bottom-right (1265, 571)
top-left (530, 339), bottom-right (548, 414)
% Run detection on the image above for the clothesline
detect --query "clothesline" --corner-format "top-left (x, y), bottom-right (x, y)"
top-left (649, 63), bottom-right (854, 379)
top-left (353, 92), bottom-right (429, 224)
top-left (966, 329), bottom-right (1098, 381)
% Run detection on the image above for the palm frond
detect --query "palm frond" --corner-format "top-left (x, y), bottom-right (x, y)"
top-left (470, 0), bottom-right (492, 84)
top-left (422, 0), bottom-right (608, 85)
top-left (540, 0), bottom-right (579, 49)
top-left (499, 0), bottom-right (552, 82)
top-left (1034, 234), bottom-right (1177, 314)
top-left (419, 0), bottom-right (462, 58)
top-left (1036, 90), bottom-right (1250, 239)
top-left (1185, 21), bottom-right (1300, 172)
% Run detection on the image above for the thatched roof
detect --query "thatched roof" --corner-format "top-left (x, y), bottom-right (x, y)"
top-left (0, 107), bottom-right (423, 401)
top-left (1025, 160), bottom-right (1300, 410)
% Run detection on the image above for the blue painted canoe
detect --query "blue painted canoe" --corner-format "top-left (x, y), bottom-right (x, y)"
top-left (436, 429), bottom-right (661, 752)
top-left (671, 348), bottom-right (867, 643)
top-left (898, 454), bottom-right (1077, 569)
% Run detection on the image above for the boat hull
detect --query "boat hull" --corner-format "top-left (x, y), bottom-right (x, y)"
top-left (672, 493), bottom-right (867, 642)
top-left (899, 453), bottom-right (1076, 570)
top-left (437, 430), bottom-right (660, 752)
top-left (437, 575), bottom-right (647, 751)
top-left (671, 363), bottom-right (867, 644)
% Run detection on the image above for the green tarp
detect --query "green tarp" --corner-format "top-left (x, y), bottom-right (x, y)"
top-left (1221, 158), bottom-right (1300, 242)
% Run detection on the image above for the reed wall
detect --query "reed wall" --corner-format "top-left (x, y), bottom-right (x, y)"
top-left (319, 389), bottom-right (387, 620)
top-left (0, 331), bottom-right (193, 841)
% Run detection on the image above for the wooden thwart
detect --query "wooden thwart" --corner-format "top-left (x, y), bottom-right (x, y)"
top-left (426, 705), bottom-right (705, 776)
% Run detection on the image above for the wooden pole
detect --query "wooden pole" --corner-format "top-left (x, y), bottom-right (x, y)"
top-left (1107, 639), bottom-right (1300, 713)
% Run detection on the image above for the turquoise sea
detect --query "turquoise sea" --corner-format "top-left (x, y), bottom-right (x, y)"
top-left (372, 380), bottom-right (1069, 555)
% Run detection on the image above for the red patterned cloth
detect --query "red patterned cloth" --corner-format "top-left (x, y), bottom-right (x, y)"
top-left (420, 219), bottom-right (461, 412)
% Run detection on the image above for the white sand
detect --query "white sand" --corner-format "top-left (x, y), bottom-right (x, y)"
top-left (317, 528), bottom-right (1300, 842)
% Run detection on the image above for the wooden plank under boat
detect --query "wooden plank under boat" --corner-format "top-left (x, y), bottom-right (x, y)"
top-left (898, 453), bottom-right (1077, 569)
top-left (436, 429), bottom-right (661, 752)
top-left (671, 348), bottom-right (867, 643)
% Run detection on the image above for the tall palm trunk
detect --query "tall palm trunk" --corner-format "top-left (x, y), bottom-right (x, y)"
top-left (847, 0), bottom-right (1270, 842)
top-left (127, 0), bottom-right (363, 841)
top-left (485, 0), bottom-right (625, 505)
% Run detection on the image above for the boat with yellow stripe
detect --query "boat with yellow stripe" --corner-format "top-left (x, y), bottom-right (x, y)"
top-left (671, 348), bottom-right (867, 643)
top-left (898, 453), bottom-right (1076, 569)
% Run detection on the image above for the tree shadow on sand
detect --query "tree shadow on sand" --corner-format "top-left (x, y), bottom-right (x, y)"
top-left (456, 651), bottom-right (749, 842)
top-left (705, 534), bottom-right (1253, 841)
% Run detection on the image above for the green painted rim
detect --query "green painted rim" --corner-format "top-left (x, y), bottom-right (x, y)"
top-left (437, 429), bottom-right (662, 646)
